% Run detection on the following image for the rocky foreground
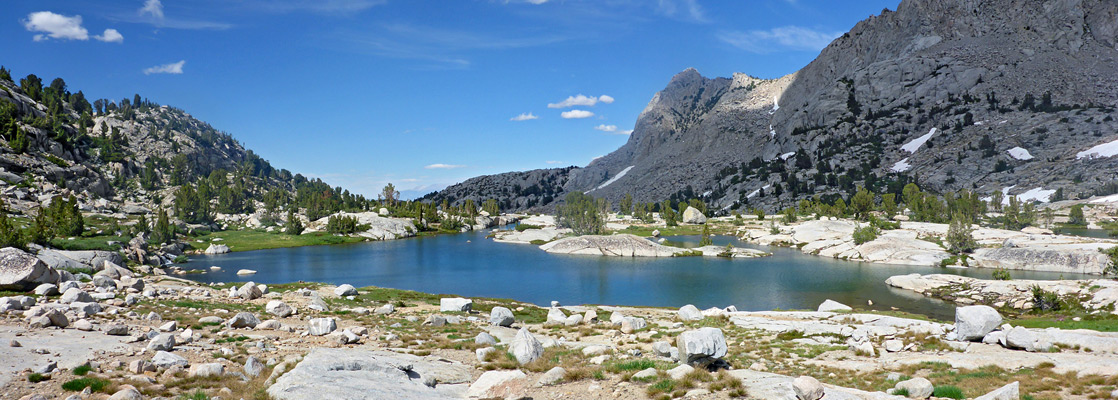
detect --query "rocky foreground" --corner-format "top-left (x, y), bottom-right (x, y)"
top-left (3, 245), bottom-right (1118, 399)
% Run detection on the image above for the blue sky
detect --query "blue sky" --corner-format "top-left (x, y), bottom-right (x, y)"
top-left (5, 0), bottom-right (898, 198)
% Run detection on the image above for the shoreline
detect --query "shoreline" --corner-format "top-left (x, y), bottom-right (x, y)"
top-left (4, 268), bottom-right (1118, 400)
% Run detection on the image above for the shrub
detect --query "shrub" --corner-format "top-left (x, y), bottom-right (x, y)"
top-left (672, 250), bottom-right (704, 257)
top-left (892, 388), bottom-right (910, 397)
top-left (699, 225), bottom-right (712, 246)
top-left (515, 224), bottom-right (542, 232)
top-left (529, 239), bottom-right (547, 245)
top-left (991, 268), bottom-right (1011, 281)
top-left (1030, 285), bottom-right (1061, 312)
top-left (284, 209), bottom-right (304, 235)
top-left (72, 364), bottom-right (91, 376)
top-left (1101, 246), bottom-right (1118, 277)
top-left (28, 373), bottom-right (47, 383)
top-left (852, 225), bottom-right (879, 245)
top-left (173, 255), bottom-right (189, 264)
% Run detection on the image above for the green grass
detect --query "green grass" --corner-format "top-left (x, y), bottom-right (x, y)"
top-left (61, 377), bottom-right (110, 392)
top-left (1008, 316), bottom-right (1118, 332)
top-left (618, 225), bottom-right (707, 237)
top-left (932, 385), bottom-right (965, 399)
top-left (893, 388), bottom-right (909, 397)
top-left (179, 391), bottom-right (209, 400)
top-left (187, 230), bottom-right (367, 252)
top-left (49, 235), bottom-right (127, 251)
top-left (215, 335), bottom-right (250, 344)
top-left (28, 373), bottom-right (47, 383)
top-left (72, 365), bottom-right (92, 376)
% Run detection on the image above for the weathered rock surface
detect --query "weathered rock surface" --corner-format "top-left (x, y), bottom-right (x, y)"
top-left (440, 297), bottom-right (473, 312)
top-left (0, 247), bottom-right (59, 291)
top-left (817, 299), bottom-right (852, 313)
top-left (509, 328), bottom-right (544, 364)
top-left (682, 206), bottom-right (707, 224)
top-left (267, 348), bottom-right (470, 400)
top-left (676, 327), bottom-right (728, 366)
top-left (489, 306), bottom-right (514, 327)
top-left (539, 234), bottom-right (683, 257)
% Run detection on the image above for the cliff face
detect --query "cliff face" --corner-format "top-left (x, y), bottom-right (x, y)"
top-left (431, 0), bottom-right (1118, 212)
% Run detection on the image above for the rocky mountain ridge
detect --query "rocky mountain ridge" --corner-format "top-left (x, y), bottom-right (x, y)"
top-left (428, 0), bottom-right (1118, 213)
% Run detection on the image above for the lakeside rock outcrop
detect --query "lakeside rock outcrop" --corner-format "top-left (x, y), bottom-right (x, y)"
top-left (539, 234), bottom-right (769, 258)
top-left (886, 273), bottom-right (1118, 311)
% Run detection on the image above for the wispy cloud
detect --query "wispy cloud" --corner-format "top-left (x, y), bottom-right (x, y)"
top-left (24, 11), bottom-right (89, 41)
top-left (547, 94), bottom-right (614, 109)
top-left (655, 0), bottom-right (706, 22)
top-left (561, 110), bottom-right (594, 119)
top-left (95, 28), bottom-right (124, 43)
top-left (718, 26), bottom-right (842, 53)
top-left (510, 112), bottom-right (539, 121)
top-left (594, 124), bottom-right (618, 132)
top-left (144, 60), bottom-right (185, 75)
top-left (424, 163), bottom-right (467, 169)
top-left (246, 0), bottom-right (388, 14)
top-left (122, 0), bottom-right (232, 30)
top-left (545, 160), bottom-right (564, 164)
top-left (333, 23), bottom-right (569, 69)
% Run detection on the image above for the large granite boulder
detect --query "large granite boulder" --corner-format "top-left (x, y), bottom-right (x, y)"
top-left (308, 318), bottom-right (337, 336)
top-left (682, 206), bottom-right (707, 224)
top-left (489, 306), bottom-right (515, 327)
top-left (0, 247), bottom-right (59, 290)
top-left (509, 328), bottom-right (544, 364)
top-left (955, 305), bottom-right (1002, 341)
top-left (817, 299), bottom-right (853, 313)
top-left (266, 300), bottom-right (295, 318)
top-left (895, 377), bottom-right (933, 399)
top-left (440, 297), bottom-right (473, 312)
top-left (36, 249), bottom-right (123, 273)
top-left (676, 327), bottom-right (728, 366)
top-left (677, 304), bottom-right (703, 321)
top-left (205, 244), bottom-right (230, 255)
top-left (267, 348), bottom-right (470, 400)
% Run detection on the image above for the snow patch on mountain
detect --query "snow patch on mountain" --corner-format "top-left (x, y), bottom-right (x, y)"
top-left (901, 128), bottom-right (937, 153)
top-left (1076, 139), bottom-right (1118, 159)
top-left (591, 166), bottom-right (634, 191)
top-left (890, 158), bottom-right (911, 172)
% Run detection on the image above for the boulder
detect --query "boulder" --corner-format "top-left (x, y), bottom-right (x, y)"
top-left (620, 317), bottom-right (647, 333)
top-left (151, 351), bottom-right (189, 368)
top-left (205, 244), bottom-right (230, 254)
top-left (537, 366), bottom-right (566, 386)
top-left (475, 332), bottom-right (497, 346)
top-left (60, 287), bottom-right (94, 303)
top-left (0, 248), bottom-right (59, 291)
top-left (1005, 326), bottom-right (1038, 351)
top-left (43, 308), bottom-right (69, 328)
top-left (308, 318), bottom-right (337, 336)
top-left (237, 269), bottom-right (257, 276)
top-left (334, 284), bottom-right (358, 297)
top-left (189, 363), bottom-right (225, 378)
top-left (70, 301), bottom-right (102, 315)
top-left (546, 307), bottom-right (566, 325)
top-left (108, 386), bottom-right (143, 400)
top-left (509, 328), bottom-right (544, 364)
top-left (632, 367), bottom-right (658, 380)
top-left (817, 299), bottom-right (853, 313)
top-left (682, 206), bottom-right (707, 224)
top-left (895, 377), bottom-right (933, 399)
top-left (667, 364), bottom-right (694, 380)
top-left (33, 283), bottom-right (58, 296)
top-left (955, 305), bottom-right (1003, 341)
top-left (884, 339), bottom-right (905, 353)
top-left (466, 370), bottom-right (528, 399)
top-left (235, 282), bottom-right (262, 300)
top-left (147, 334), bottom-right (176, 351)
top-left (266, 300), bottom-right (295, 318)
top-left (374, 304), bottom-right (395, 315)
top-left (563, 314), bottom-right (583, 326)
top-left (96, 261), bottom-right (133, 279)
top-left (652, 341), bottom-right (674, 357)
top-left (104, 324), bottom-right (129, 336)
top-left (975, 381), bottom-right (1019, 400)
top-left (227, 312), bottom-right (261, 329)
top-left (489, 306), bottom-right (515, 327)
top-left (676, 327), bottom-right (727, 366)
top-left (792, 375), bottom-right (824, 400)
top-left (677, 304), bottom-right (703, 321)
top-left (244, 356), bottom-right (265, 377)
top-left (440, 297), bottom-right (472, 312)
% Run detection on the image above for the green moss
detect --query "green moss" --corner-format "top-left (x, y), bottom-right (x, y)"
top-left (61, 377), bottom-right (110, 392)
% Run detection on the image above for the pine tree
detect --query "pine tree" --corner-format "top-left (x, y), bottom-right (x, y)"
top-left (699, 224), bottom-right (713, 246)
top-left (947, 214), bottom-right (977, 254)
top-left (24, 208), bottom-right (52, 246)
top-left (151, 208), bottom-right (173, 244)
top-left (0, 198), bottom-right (23, 248)
top-left (284, 209), bottom-right (304, 235)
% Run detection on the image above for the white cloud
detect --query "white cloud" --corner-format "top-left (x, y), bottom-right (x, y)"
top-left (143, 60), bottom-right (185, 75)
top-left (95, 28), bottom-right (124, 43)
top-left (545, 160), bottom-right (564, 164)
top-left (24, 11), bottom-right (89, 41)
top-left (619, 129), bottom-right (634, 135)
top-left (424, 163), bottom-right (466, 169)
top-left (561, 110), bottom-right (594, 119)
top-left (594, 124), bottom-right (618, 132)
top-left (548, 94), bottom-right (614, 109)
top-left (140, 0), bottom-right (165, 20)
top-left (510, 112), bottom-right (538, 121)
top-left (718, 26), bottom-right (843, 53)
